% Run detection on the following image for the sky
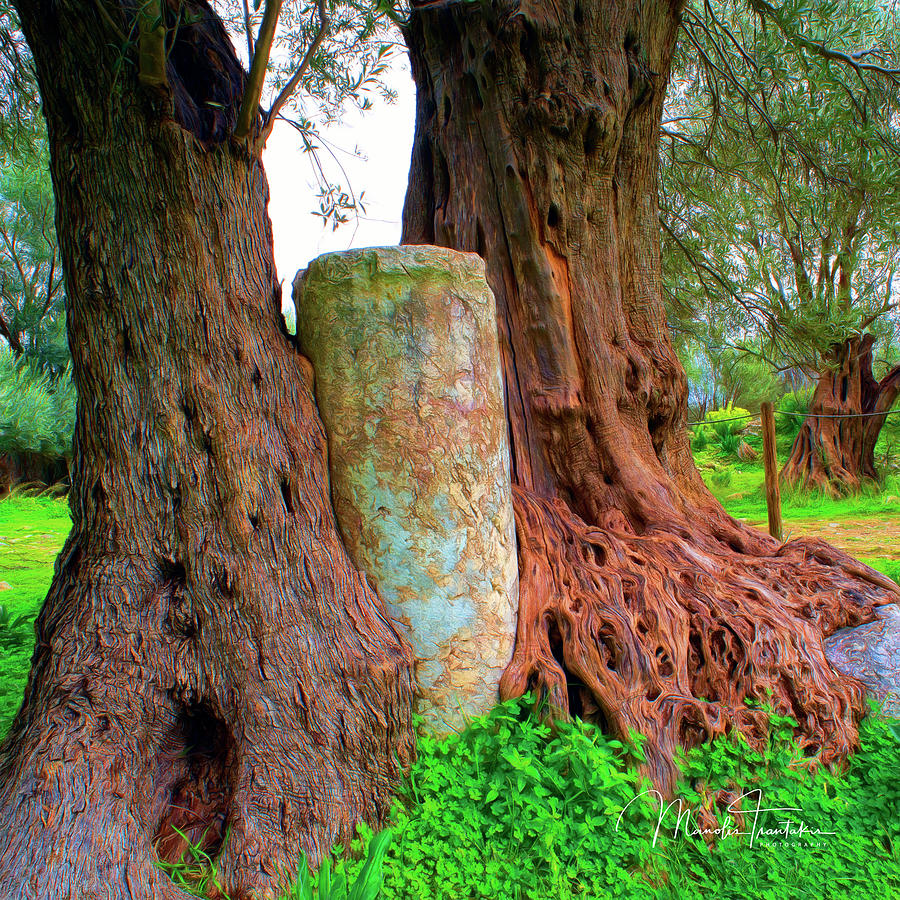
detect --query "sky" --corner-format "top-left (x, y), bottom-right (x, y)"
top-left (261, 52), bottom-right (417, 311)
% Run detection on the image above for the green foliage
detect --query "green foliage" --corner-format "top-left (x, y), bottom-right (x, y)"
top-left (0, 2), bottom-right (42, 157)
top-left (0, 108), bottom-right (67, 374)
top-left (695, 406), bottom-right (752, 458)
top-left (0, 603), bottom-right (31, 651)
top-left (155, 823), bottom-right (393, 900)
top-left (284, 829), bottom-right (393, 900)
top-left (322, 696), bottom-right (900, 900)
top-left (717, 430), bottom-right (740, 458)
top-left (0, 349), bottom-right (74, 460)
top-left (657, 703), bottom-right (900, 899)
top-left (663, 0), bottom-right (900, 375)
top-left (718, 351), bottom-right (782, 413)
top-left (776, 388), bottom-right (814, 440)
top-left (155, 827), bottom-right (231, 899)
top-left (691, 426), bottom-right (708, 452)
top-left (706, 406), bottom-right (752, 440)
top-left (354, 698), bottom-right (663, 900)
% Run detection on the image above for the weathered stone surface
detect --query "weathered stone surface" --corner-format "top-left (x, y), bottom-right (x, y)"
top-left (825, 603), bottom-right (900, 718)
top-left (294, 246), bottom-right (519, 733)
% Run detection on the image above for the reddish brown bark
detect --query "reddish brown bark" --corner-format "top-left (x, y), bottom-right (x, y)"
top-left (782, 335), bottom-right (900, 494)
top-left (0, 2), bottom-right (414, 898)
top-left (402, 0), bottom-right (900, 789)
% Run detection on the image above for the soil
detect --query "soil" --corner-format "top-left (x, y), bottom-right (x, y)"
top-left (744, 516), bottom-right (900, 560)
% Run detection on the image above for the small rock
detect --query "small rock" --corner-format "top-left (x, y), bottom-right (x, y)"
top-left (0, 582), bottom-right (11, 590)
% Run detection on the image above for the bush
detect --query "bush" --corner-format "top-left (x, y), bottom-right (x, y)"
top-left (718, 431), bottom-right (740, 457)
top-left (695, 406), bottom-right (752, 458)
top-left (776, 388), bottom-right (813, 440)
top-left (691, 427), bottom-right (709, 452)
top-left (706, 405), bottom-right (752, 440)
top-left (0, 349), bottom-right (74, 462)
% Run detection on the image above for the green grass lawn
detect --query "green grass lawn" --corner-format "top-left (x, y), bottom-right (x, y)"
top-left (695, 428), bottom-right (900, 584)
top-left (0, 492), bottom-right (70, 732)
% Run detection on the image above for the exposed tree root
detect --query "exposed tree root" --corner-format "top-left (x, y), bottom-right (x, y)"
top-left (503, 487), bottom-right (900, 791)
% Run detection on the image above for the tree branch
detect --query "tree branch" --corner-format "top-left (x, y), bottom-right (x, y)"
top-left (234, 0), bottom-right (285, 142)
top-left (243, 0), bottom-right (255, 61)
top-left (138, 0), bottom-right (168, 89)
top-left (750, 0), bottom-right (900, 85)
top-left (255, 0), bottom-right (329, 152)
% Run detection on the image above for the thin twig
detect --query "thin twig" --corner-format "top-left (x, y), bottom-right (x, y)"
top-left (255, 0), bottom-right (329, 152)
top-left (242, 0), bottom-right (255, 61)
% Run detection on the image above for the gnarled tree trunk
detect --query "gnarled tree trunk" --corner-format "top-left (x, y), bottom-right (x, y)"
top-left (782, 335), bottom-right (900, 494)
top-left (0, 2), bottom-right (414, 898)
top-left (402, 0), bottom-right (899, 789)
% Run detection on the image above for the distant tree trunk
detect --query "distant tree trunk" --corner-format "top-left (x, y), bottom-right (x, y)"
top-left (0, 451), bottom-right (68, 495)
top-left (0, 2), bottom-right (414, 898)
top-left (403, 0), bottom-right (899, 789)
top-left (782, 335), bottom-right (900, 493)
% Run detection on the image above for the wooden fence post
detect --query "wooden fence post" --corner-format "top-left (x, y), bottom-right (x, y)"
top-left (760, 401), bottom-right (783, 542)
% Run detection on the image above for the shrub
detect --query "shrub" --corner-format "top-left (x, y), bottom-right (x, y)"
top-left (776, 388), bottom-right (813, 440)
top-left (706, 405), bottom-right (752, 440)
top-left (0, 349), bottom-right (74, 462)
top-left (691, 427), bottom-right (709, 452)
top-left (718, 431), bottom-right (740, 457)
top-left (695, 406), bottom-right (752, 457)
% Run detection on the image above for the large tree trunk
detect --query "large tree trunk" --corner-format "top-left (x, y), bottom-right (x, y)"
top-left (782, 335), bottom-right (900, 494)
top-left (402, 0), bottom-right (899, 789)
top-left (0, 2), bottom-right (414, 898)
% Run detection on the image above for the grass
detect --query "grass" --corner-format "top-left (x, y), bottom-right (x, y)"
top-left (0, 491), bottom-right (70, 732)
top-left (695, 425), bottom-right (900, 535)
top-left (0, 491), bottom-right (70, 617)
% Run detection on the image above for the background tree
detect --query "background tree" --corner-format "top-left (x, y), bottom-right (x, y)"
top-left (662, 0), bottom-right (900, 492)
top-left (0, 1), bottom-right (71, 487)
top-left (0, 155), bottom-right (66, 373)
top-left (0, 2), bottom-right (416, 898)
top-left (671, 315), bottom-right (783, 418)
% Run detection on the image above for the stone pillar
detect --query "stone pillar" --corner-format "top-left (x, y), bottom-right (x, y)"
top-left (294, 246), bottom-right (519, 733)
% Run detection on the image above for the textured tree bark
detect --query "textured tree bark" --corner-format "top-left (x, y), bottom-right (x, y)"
top-left (0, 2), bottom-right (414, 898)
top-left (782, 335), bottom-right (900, 494)
top-left (402, 0), bottom-right (900, 789)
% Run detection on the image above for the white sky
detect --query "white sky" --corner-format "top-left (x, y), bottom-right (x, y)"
top-left (262, 52), bottom-right (417, 309)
